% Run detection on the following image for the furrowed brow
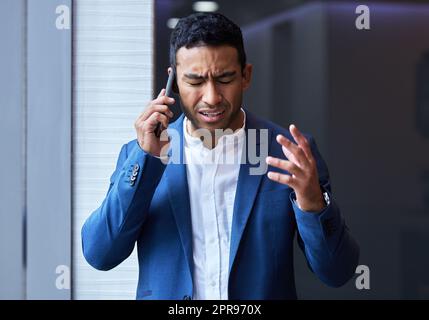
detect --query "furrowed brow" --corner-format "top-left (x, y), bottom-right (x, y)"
top-left (183, 73), bottom-right (205, 80)
top-left (214, 71), bottom-right (236, 79)
top-left (183, 71), bottom-right (237, 81)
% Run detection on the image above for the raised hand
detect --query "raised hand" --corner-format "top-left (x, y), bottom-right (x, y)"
top-left (266, 124), bottom-right (325, 212)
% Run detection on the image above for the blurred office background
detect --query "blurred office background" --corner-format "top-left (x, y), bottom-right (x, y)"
top-left (1, 0), bottom-right (429, 299)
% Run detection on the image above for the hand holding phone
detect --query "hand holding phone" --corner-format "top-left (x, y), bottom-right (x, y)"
top-left (134, 67), bottom-right (175, 157)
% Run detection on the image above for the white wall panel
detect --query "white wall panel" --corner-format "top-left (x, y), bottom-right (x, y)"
top-left (73, 0), bottom-right (153, 299)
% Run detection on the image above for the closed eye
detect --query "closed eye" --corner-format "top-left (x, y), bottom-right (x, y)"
top-left (187, 82), bottom-right (203, 86)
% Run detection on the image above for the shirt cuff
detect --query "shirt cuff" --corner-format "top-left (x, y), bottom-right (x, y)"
top-left (153, 154), bottom-right (170, 163)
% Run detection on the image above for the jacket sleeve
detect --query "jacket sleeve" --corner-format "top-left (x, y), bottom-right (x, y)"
top-left (292, 136), bottom-right (360, 287)
top-left (81, 141), bottom-right (166, 271)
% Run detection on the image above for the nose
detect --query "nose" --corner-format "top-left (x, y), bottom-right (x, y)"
top-left (201, 81), bottom-right (222, 106)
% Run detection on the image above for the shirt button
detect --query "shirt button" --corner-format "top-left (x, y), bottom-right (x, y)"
top-left (211, 281), bottom-right (216, 287)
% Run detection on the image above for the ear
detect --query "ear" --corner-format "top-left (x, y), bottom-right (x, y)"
top-left (242, 63), bottom-right (253, 91)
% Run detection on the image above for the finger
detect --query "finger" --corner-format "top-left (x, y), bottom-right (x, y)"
top-left (281, 145), bottom-right (298, 166)
top-left (145, 112), bottom-right (169, 132)
top-left (149, 104), bottom-right (174, 118)
top-left (276, 134), bottom-right (308, 167)
top-left (142, 104), bottom-right (174, 121)
top-left (289, 124), bottom-right (313, 161)
top-left (152, 95), bottom-right (175, 106)
top-left (267, 171), bottom-right (296, 187)
top-left (265, 156), bottom-right (303, 176)
top-left (157, 88), bottom-right (166, 98)
top-left (153, 112), bottom-right (169, 129)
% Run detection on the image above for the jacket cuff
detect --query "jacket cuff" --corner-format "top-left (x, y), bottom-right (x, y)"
top-left (119, 142), bottom-right (167, 191)
top-left (291, 189), bottom-right (344, 256)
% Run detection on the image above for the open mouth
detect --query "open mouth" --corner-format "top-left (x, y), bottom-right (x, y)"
top-left (198, 110), bottom-right (226, 123)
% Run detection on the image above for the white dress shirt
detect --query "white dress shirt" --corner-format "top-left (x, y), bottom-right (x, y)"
top-left (183, 110), bottom-right (245, 300)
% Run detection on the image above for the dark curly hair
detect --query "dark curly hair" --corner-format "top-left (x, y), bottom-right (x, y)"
top-left (169, 12), bottom-right (247, 73)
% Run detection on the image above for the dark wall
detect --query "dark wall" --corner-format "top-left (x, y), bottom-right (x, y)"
top-left (326, 2), bottom-right (429, 299)
top-left (243, 2), bottom-right (429, 298)
top-left (243, 2), bottom-right (329, 152)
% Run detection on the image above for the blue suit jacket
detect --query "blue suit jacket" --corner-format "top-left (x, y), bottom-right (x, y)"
top-left (82, 110), bottom-right (359, 300)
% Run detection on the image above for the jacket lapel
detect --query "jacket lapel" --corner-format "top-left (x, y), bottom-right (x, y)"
top-left (164, 115), bottom-right (194, 279)
top-left (229, 111), bottom-right (271, 272)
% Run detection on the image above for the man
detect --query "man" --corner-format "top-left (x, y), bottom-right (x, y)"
top-left (82, 12), bottom-right (359, 300)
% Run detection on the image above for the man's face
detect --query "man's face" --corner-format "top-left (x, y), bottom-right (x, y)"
top-left (175, 45), bottom-right (252, 132)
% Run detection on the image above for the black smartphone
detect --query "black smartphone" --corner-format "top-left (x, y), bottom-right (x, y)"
top-left (155, 68), bottom-right (175, 137)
